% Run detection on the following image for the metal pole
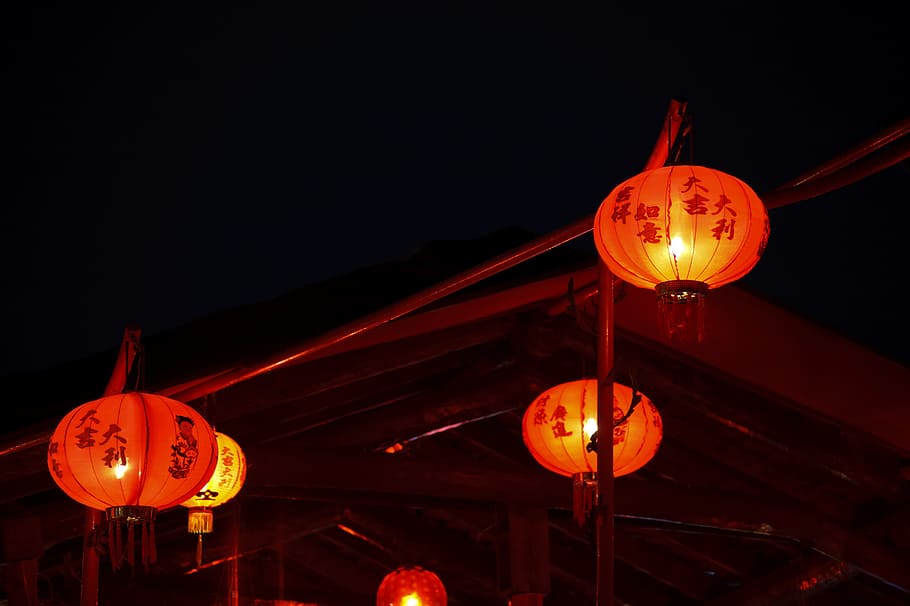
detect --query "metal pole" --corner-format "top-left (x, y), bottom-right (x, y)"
top-left (594, 99), bottom-right (688, 606)
top-left (595, 261), bottom-right (615, 606)
top-left (80, 326), bottom-right (142, 606)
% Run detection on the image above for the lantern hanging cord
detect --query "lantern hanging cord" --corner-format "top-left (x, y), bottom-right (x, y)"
top-left (125, 334), bottom-right (145, 393)
top-left (667, 109), bottom-right (693, 166)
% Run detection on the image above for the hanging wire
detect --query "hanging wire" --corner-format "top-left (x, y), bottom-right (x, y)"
top-left (123, 333), bottom-right (144, 393)
top-left (667, 112), bottom-right (693, 166)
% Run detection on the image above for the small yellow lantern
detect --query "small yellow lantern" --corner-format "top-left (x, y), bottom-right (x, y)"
top-left (180, 431), bottom-right (246, 566)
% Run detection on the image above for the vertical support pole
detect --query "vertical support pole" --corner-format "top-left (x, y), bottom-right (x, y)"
top-left (229, 505), bottom-right (240, 606)
top-left (81, 326), bottom-right (142, 606)
top-left (595, 263), bottom-right (615, 606)
top-left (590, 97), bottom-right (687, 606)
top-left (79, 509), bottom-right (102, 606)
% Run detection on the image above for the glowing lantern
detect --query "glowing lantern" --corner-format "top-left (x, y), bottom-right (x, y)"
top-left (180, 431), bottom-right (247, 566)
top-left (593, 165), bottom-right (769, 343)
top-left (521, 379), bottom-right (663, 525)
top-left (376, 566), bottom-right (447, 606)
top-left (47, 391), bottom-right (218, 569)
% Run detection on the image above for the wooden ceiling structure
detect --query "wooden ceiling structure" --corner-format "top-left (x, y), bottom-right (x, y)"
top-left (1, 104), bottom-right (909, 606)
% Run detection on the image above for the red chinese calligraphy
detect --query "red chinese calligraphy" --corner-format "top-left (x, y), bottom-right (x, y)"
top-left (48, 440), bottom-right (63, 479)
top-left (74, 409), bottom-right (100, 448)
top-left (712, 218), bottom-right (736, 241)
top-left (612, 406), bottom-right (627, 445)
top-left (634, 203), bottom-right (659, 221)
top-left (611, 202), bottom-right (632, 224)
top-left (550, 405), bottom-right (573, 438)
top-left (712, 193), bottom-right (737, 216)
top-left (102, 446), bottom-right (127, 468)
top-left (636, 222), bottom-right (662, 244)
top-left (680, 176), bottom-right (710, 215)
top-left (99, 424), bottom-right (126, 446)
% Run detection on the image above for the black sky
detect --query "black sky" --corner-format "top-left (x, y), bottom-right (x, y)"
top-left (3, 2), bottom-right (908, 377)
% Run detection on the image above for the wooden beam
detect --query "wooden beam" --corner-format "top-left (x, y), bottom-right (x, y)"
top-left (245, 448), bottom-right (910, 592)
top-left (704, 552), bottom-right (855, 605)
top-left (612, 283), bottom-right (910, 456)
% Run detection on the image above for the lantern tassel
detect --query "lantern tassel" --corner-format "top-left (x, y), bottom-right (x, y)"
top-left (148, 519), bottom-right (157, 565)
top-left (196, 533), bottom-right (204, 568)
top-left (141, 520), bottom-right (149, 571)
top-left (107, 520), bottom-right (117, 572)
top-left (572, 472), bottom-right (598, 528)
top-left (127, 522), bottom-right (135, 569)
top-left (656, 280), bottom-right (707, 345)
top-left (111, 521), bottom-right (123, 572)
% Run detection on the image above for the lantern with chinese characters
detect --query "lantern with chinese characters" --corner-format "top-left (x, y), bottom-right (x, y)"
top-left (521, 379), bottom-right (662, 525)
top-left (47, 391), bottom-right (218, 570)
top-left (376, 565), bottom-right (447, 606)
top-left (593, 165), bottom-right (769, 343)
top-left (180, 431), bottom-right (247, 566)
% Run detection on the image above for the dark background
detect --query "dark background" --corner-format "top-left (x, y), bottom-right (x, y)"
top-left (3, 2), bottom-right (908, 377)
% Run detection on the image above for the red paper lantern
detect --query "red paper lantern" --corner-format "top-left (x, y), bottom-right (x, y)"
top-left (593, 165), bottom-right (769, 342)
top-left (521, 379), bottom-right (663, 524)
top-left (376, 566), bottom-right (447, 606)
top-left (180, 431), bottom-right (247, 566)
top-left (47, 391), bottom-right (218, 568)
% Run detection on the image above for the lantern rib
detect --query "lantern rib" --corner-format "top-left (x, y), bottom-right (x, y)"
top-left (136, 393), bottom-right (162, 508)
top-left (115, 395), bottom-right (130, 507)
top-left (632, 171), bottom-right (666, 285)
top-left (84, 404), bottom-right (116, 509)
top-left (663, 167), bottom-right (681, 282)
top-left (71, 408), bottom-right (111, 511)
top-left (59, 408), bottom-right (107, 511)
top-left (680, 165), bottom-right (698, 281)
top-left (691, 169), bottom-right (726, 285)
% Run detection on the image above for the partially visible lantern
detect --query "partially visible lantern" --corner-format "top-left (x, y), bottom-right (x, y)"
top-left (47, 391), bottom-right (218, 570)
top-left (376, 565), bottom-right (447, 606)
top-left (594, 165), bottom-right (769, 343)
top-left (180, 431), bottom-right (247, 566)
top-left (521, 379), bottom-right (663, 525)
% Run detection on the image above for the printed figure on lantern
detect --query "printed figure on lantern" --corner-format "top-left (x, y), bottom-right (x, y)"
top-left (169, 415), bottom-right (200, 479)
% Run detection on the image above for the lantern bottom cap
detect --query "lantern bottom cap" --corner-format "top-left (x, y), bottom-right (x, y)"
top-left (655, 280), bottom-right (708, 300)
top-left (105, 505), bottom-right (156, 523)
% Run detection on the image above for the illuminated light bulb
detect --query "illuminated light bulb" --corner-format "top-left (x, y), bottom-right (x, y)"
top-left (114, 463), bottom-right (128, 479)
top-left (583, 418), bottom-right (598, 439)
top-left (402, 595), bottom-right (420, 606)
top-left (669, 235), bottom-right (686, 258)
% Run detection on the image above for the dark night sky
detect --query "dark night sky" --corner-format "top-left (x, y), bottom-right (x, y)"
top-left (2, 2), bottom-right (908, 377)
